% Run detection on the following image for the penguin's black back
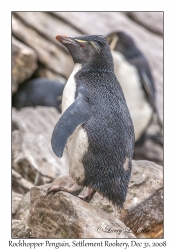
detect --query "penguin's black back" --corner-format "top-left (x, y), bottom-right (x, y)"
top-left (75, 69), bottom-right (135, 207)
top-left (12, 78), bottom-right (65, 112)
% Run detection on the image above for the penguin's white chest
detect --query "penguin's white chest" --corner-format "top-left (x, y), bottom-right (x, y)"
top-left (112, 51), bottom-right (153, 141)
top-left (62, 63), bottom-right (89, 184)
top-left (62, 63), bottom-right (81, 112)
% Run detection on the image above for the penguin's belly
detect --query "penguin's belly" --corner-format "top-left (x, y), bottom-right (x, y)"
top-left (67, 127), bottom-right (88, 184)
top-left (62, 63), bottom-right (88, 184)
top-left (112, 51), bottom-right (153, 141)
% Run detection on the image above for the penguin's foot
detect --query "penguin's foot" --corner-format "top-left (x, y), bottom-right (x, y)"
top-left (47, 183), bottom-right (83, 196)
top-left (78, 187), bottom-right (96, 203)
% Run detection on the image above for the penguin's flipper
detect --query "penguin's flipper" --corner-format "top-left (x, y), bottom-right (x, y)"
top-left (141, 71), bottom-right (163, 129)
top-left (51, 93), bottom-right (92, 158)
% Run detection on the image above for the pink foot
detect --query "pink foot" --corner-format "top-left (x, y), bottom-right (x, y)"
top-left (47, 183), bottom-right (83, 196)
top-left (78, 187), bottom-right (96, 202)
top-left (47, 186), bottom-right (68, 195)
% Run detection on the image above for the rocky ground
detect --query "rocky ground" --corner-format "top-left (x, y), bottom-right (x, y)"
top-left (12, 12), bottom-right (163, 239)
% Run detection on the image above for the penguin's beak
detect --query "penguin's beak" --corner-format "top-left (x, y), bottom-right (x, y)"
top-left (56, 35), bottom-right (77, 46)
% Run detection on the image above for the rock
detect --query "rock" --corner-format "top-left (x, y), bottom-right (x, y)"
top-left (12, 14), bottom-right (73, 79)
top-left (122, 161), bottom-right (163, 238)
top-left (125, 12), bottom-right (163, 36)
top-left (34, 64), bottom-right (66, 84)
top-left (29, 187), bottom-right (136, 238)
top-left (13, 160), bottom-right (163, 238)
top-left (12, 191), bottom-right (23, 217)
top-left (12, 36), bottom-right (37, 93)
top-left (32, 160), bottom-right (163, 238)
top-left (14, 12), bottom-right (82, 46)
top-left (14, 176), bottom-right (74, 225)
top-left (15, 192), bottom-right (31, 225)
top-left (12, 219), bottom-right (31, 238)
top-left (42, 174), bottom-right (76, 189)
top-left (12, 107), bottom-right (69, 187)
top-left (134, 139), bottom-right (163, 166)
top-left (90, 160), bottom-right (163, 238)
top-left (12, 197), bottom-right (22, 216)
top-left (12, 169), bottom-right (34, 194)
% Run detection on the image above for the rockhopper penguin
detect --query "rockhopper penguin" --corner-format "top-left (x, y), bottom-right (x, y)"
top-left (106, 31), bottom-right (163, 145)
top-left (12, 78), bottom-right (65, 113)
top-left (47, 34), bottom-right (135, 208)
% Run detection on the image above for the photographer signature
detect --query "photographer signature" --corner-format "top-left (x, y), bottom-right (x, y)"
top-left (97, 225), bottom-right (154, 235)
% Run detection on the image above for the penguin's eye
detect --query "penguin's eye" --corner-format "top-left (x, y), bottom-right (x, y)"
top-left (80, 44), bottom-right (85, 49)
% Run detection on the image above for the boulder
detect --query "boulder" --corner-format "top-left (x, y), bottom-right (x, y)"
top-left (14, 12), bottom-right (82, 47)
top-left (12, 14), bottom-right (73, 79)
top-left (121, 160), bottom-right (163, 238)
top-left (15, 192), bottom-right (31, 225)
top-left (29, 187), bottom-right (136, 238)
top-left (34, 65), bottom-right (66, 84)
top-left (125, 12), bottom-right (163, 36)
top-left (14, 176), bottom-right (75, 225)
top-left (12, 107), bottom-right (69, 187)
top-left (13, 160), bottom-right (163, 239)
top-left (90, 160), bottom-right (163, 238)
top-left (134, 139), bottom-right (163, 166)
top-left (12, 219), bottom-right (31, 238)
top-left (12, 169), bottom-right (34, 194)
top-left (12, 191), bottom-right (23, 217)
top-left (12, 36), bottom-right (37, 93)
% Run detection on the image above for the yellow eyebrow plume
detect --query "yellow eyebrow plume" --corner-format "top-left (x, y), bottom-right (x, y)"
top-left (109, 35), bottom-right (118, 50)
top-left (90, 41), bottom-right (100, 54)
top-left (75, 39), bottom-right (87, 43)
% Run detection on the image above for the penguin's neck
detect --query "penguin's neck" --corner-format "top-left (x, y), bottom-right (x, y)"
top-left (119, 47), bottom-right (142, 61)
top-left (81, 61), bottom-right (114, 73)
top-left (62, 63), bottom-right (82, 113)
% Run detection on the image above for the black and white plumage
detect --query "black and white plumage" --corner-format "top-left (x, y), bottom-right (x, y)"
top-left (106, 31), bottom-right (163, 144)
top-left (12, 78), bottom-right (65, 112)
top-left (49, 34), bottom-right (135, 208)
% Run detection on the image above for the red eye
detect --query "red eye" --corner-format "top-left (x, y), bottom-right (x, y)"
top-left (80, 44), bottom-right (85, 49)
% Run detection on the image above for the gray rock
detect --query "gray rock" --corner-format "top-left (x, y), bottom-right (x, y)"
top-left (12, 36), bottom-right (37, 93)
top-left (14, 12), bottom-right (82, 47)
top-left (34, 66), bottom-right (66, 84)
top-left (14, 176), bottom-right (74, 225)
top-left (15, 192), bottom-right (31, 225)
top-left (123, 161), bottom-right (163, 238)
top-left (90, 160), bottom-right (163, 238)
top-left (29, 187), bottom-right (136, 238)
top-left (12, 14), bottom-right (73, 79)
top-left (12, 219), bottom-right (31, 238)
top-left (133, 139), bottom-right (163, 166)
top-left (13, 160), bottom-right (163, 238)
top-left (12, 107), bottom-right (69, 187)
top-left (12, 169), bottom-right (34, 194)
top-left (12, 191), bottom-right (23, 216)
top-left (125, 12), bottom-right (163, 36)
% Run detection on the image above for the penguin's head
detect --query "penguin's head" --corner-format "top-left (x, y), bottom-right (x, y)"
top-left (106, 31), bottom-right (141, 59)
top-left (56, 34), bottom-right (114, 70)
